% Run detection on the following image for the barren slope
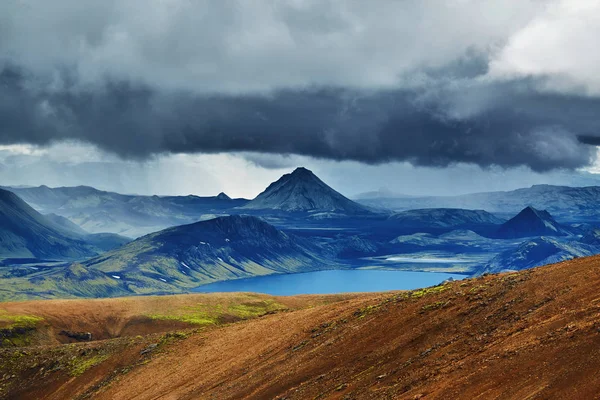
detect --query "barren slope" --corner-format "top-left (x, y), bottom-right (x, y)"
top-left (3, 256), bottom-right (600, 399)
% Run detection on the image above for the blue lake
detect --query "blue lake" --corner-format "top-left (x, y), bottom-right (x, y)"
top-left (193, 269), bottom-right (466, 296)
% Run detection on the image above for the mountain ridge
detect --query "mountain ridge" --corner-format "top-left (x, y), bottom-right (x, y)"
top-left (388, 208), bottom-right (504, 229)
top-left (4, 185), bottom-right (250, 237)
top-left (356, 184), bottom-right (600, 221)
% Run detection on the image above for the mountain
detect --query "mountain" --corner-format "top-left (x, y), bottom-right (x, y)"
top-left (357, 184), bottom-right (600, 221)
top-left (82, 215), bottom-right (332, 294)
top-left (495, 206), bottom-right (570, 238)
top-left (391, 229), bottom-right (490, 247)
top-left (388, 208), bottom-right (504, 229)
top-left (44, 213), bottom-right (130, 253)
top-left (0, 189), bottom-right (104, 259)
top-left (43, 213), bottom-right (90, 236)
top-left (580, 229), bottom-right (600, 246)
top-left (5, 185), bottom-right (250, 237)
top-left (241, 167), bottom-right (371, 215)
top-left (481, 237), bottom-right (596, 273)
top-left (216, 192), bottom-right (231, 200)
top-left (0, 215), bottom-right (334, 300)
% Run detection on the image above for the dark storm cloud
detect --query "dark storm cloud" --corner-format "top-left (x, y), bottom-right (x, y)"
top-left (578, 135), bottom-right (600, 146)
top-left (3, 0), bottom-right (600, 172)
top-left (241, 153), bottom-right (300, 170)
top-left (1, 64), bottom-right (598, 172)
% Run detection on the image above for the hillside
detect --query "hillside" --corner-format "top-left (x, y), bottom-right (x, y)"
top-left (496, 206), bottom-right (570, 238)
top-left (0, 189), bottom-right (105, 259)
top-left (2, 256), bottom-right (600, 398)
top-left (86, 215), bottom-right (332, 289)
top-left (0, 215), bottom-right (333, 301)
top-left (242, 167), bottom-right (371, 214)
top-left (482, 237), bottom-right (595, 273)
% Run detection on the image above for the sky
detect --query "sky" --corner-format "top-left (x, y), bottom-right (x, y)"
top-left (1, 0), bottom-right (600, 198)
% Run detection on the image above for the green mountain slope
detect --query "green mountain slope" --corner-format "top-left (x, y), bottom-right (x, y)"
top-left (0, 215), bottom-right (334, 300)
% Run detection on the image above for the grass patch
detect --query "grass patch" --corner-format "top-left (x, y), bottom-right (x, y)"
top-left (421, 301), bottom-right (450, 313)
top-left (69, 354), bottom-right (110, 377)
top-left (158, 331), bottom-right (191, 346)
top-left (148, 296), bottom-right (286, 327)
top-left (353, 305), bottom-right (381, 319)
top-left (409, 284), bottom-right (449, 299)
top-left (469, 284), bottom-right (488, 294)
top-left (0, 310), bottom-right (43, 329)
top-left (0, 311), bottom-right (44, 347)
top-left (391, 283), bottom-right (451, 302)
top-left (148, 312), bottom-right (217, 326)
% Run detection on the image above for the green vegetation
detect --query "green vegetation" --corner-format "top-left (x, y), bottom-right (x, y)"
top-left (469, 284), bottom-right (489, 294)
top-left (148, 296), bottom-right (286, 327)
top-left (421, 301), bottom-right (450, 313)
top-left (352, 283), bottom-right (454, 319)
top-left (149, 312), bottom-right (216, 326)
top-left (69, 353), bottom-right (110, 376)
top-left (0, 310), bottom-right (43, 347)
top-left (353, 304), bottom-right (381, 319)
top-left (0, 263), bottom-right (133, 302)
top-left (408, 284), bottom-right (449, 299)
top-left (0, 310), bottom-right (43, 329)
top-left (388, 283), bottom-right (451, 303)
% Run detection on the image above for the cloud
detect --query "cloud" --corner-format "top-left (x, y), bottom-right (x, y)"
top-left (241, 153), bottom-right (303, 170)
top-left (1, 64), bottom-right (599, 171)
top-left (0, 0), bottom-right (542, 92)
top-left (1, 0), bottom-right (600, 172)
top-left (578, 135), bottom-right (600, 146)
top-left (488, 0), bottom-right (600, 95)
top-left (0, 142), bottom-right (289, 198)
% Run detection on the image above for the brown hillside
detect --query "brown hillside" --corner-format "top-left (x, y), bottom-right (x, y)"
top-left (3, 255), bottom-right (600, 399)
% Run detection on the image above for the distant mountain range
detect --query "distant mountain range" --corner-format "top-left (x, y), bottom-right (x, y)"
top-left (0, 188), bottom-right (128, 260)
top-left (357, 184), bottom-right (600, 221)
top-left (4, 185), bottom-right (249, 238)
top-left (241, 167), bottom-right (371, 215)
top-left (2, 168), bottom-right (600, 301)
top-left (388, 208), bottom-right (504, 229)
top-left (4, 167), bottom-right (374, 237)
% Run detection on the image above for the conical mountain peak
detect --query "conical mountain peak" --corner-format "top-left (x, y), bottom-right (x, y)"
top-left (290, 166), bottom-right (313, 176)
top-left (496, 206), bottom-right (568, 238)
top-left (216, 192), bottom-right (231, 200)
top-left (242, 167), bottom-right (369, 214)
